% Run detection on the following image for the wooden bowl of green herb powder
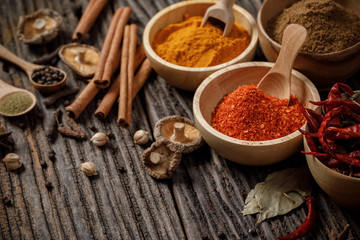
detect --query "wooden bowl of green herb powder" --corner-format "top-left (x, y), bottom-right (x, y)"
top-left (0, 79), bottom-right (36, 117)
top-left (257, 0), bottom-right (360, 91)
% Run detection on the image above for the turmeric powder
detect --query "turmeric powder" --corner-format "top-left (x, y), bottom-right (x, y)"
top-left (152, 15), bottom-right (251, 68)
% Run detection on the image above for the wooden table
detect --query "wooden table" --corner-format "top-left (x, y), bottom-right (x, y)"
top-left (1, 0), bottom-right (359, 239)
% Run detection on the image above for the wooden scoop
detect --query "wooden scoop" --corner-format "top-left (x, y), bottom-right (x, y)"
top-left (0, 44), bottom-right (66, 93)
top-left (257, 24), bottom-right (308, 103)
top-left (0, 79), bottom-right (36, 117)
top-left (202, 0), bottom-right (236, 36)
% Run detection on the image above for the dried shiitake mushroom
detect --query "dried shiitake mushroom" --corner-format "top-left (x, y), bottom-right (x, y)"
top-left (59, 43), bottom-right (100, 78)
top-left (154, 116), bottom-right (204, 154)
top-left (142, 139), bottom-right (181, 179)
top-left (17, 8), bottom-right (62, 45)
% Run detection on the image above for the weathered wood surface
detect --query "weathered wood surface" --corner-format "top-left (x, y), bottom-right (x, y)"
top-left (0, 0), bottom-right (359, 239)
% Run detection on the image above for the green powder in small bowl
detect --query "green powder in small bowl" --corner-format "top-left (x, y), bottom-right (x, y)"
top-left (0, 92), bottom-right (34, 116)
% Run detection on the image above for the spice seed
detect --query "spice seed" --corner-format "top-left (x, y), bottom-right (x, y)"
top-left (48, 150), bottom-right (56, 161)
top-left (45, 182), bottom-right (53, 190)
top-left (32, 66), bottom-right (64, 85)
top-left (4, 199), bottom-right (12, 207)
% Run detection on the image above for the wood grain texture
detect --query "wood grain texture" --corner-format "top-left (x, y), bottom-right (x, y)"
top-left (0, 0), bottom-right (359, 240)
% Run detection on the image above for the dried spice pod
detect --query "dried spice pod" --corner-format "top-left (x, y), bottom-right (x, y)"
top-left (2, 153), bottom-right (22, 171)
top-left (154, 115), bottom-right (204, 154)
top-left (17, 8), bottom-right (63, 45)
top-left (142, 139), bottom-right (181, 179)
top-left (59, 43), bottom-right (100, 78)
top-left (90, 132), bottom-right (109, 147)
top-left (78, 162), bottom-right (98, 176)
top-left (134, 130), bottom-right (150, 145)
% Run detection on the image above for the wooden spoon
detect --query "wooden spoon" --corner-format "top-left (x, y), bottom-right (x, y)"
top-left (0, 44), bottom-right (66, 93)
top-left (0, 79), bottom-right (37, 117)
top-left (202, 0), bottom-right (236, 36)
top-left (257, 24), bottom-right (308, 103)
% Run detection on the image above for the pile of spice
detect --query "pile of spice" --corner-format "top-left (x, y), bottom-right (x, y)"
top-left (152, 14), bottom-right (251, 67)
top-left (31, 66), bottom-right (64, 85)
top-left (266, 0), bottom-right (360, 54)
top-left (0, 93), bottom-right (33, 115)
top-left (211, 84), bottom-right (305, 141)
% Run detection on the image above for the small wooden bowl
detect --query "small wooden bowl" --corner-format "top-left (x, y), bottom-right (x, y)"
top-left (193, 62), bottom-right (320, 166)
top-left (143, 0), bottom-right (258, 91)
top-left (304, 132), bottom-right (360, 211)
top-left (257, 0), bottom-right (360, 91)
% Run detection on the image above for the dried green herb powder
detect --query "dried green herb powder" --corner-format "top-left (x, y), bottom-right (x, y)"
top-left (267, 0), bottom-right (360, 54)
top-left (0, 93), bottom-right (33, 115)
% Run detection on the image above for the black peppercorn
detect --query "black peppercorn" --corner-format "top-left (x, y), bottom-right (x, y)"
top-left (32, 66), bottom-right (64, 85)
top-left (45, 182), bottom-right (53, 190)
top-left (49, 149), bottom-right (56, 161)
top-left (4, 199), bottom-right (12, 207)
top-left (40, 161), bottom-right (48, 169)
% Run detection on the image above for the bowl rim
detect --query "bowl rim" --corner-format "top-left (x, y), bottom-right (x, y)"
top-left (143, 0), bottom-right (259, 72)
top-left (193, 61), bottom-right (320, 146)
top-left (257, 0), bottom-right (360, 57)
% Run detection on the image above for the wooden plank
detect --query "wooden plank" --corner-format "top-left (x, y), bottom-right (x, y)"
top-left (0, 0), bottom-right (359, 239)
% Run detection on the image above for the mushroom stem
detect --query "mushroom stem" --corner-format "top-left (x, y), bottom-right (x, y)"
top-left (170, 122), bottom-right (188, 143)
top-left (150, 152), bottom-right (162, 164)
top-left (33, 18), bottom-right (46, 30)
top-left (75, 49), bottom-right (87, 64)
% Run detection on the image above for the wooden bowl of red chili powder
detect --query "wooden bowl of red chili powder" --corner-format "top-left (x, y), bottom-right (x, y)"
top-left (193, 62), bottom-right (320, 166)
top-left (143, 0), bottom-right (258, 91)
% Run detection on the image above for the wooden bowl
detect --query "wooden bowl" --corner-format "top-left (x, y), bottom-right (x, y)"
top-left (304, 132), bottom-right (360, 211)
top-left (143, 0), bottom-right (258, 91)
top-left (257, 0), bottom-right (360, 91)
top-left (193, 62), bottom-right (320, 166)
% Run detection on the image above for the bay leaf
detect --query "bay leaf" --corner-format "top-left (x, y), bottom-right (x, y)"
top-left (242, 166), bottom-right (312, 223)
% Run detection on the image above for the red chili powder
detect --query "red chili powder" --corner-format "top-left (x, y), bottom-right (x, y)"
top-left (211, 84), bottom-right (305, 141)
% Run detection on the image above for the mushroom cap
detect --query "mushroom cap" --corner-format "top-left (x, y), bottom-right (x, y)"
top-left (142, 139), bottom-right (182, 179)
top-left (59, 43), bottom-right (100, 78)
top-left (154, 115), bottom-right (204, 154)
top-left (17, 8), bottom-right (63, 45)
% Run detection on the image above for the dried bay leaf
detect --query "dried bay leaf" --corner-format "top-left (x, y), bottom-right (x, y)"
top-left (242, 166), bottom-right (312, 223)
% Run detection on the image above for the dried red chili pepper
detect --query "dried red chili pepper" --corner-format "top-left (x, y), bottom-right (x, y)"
top-left (277, 195), bottom-right (316, 240)
top-left (327, 124), bottom-right (360, 139)
top-left (327, 83), bottom-right (354, 103)
top-left (300, 82), bottom-right (360, 176)
top-left (310, 99), bottom-right (360, 113)
top-left (299, 104), bottom-right (322, 132)
top-left (348, 150), bottom-right (360, 159)
top-left (211, 84), bottom-right (305, 141)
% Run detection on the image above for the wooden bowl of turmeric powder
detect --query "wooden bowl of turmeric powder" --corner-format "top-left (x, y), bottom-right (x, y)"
top-left (143, 1), bottom-right (258, 91)
top-left (193, 62), bottom-right (320, 166)
top-left (257, 0), bottom-right (360, 91)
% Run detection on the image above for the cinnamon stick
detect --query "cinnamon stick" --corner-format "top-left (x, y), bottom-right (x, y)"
top-left (132, 58), bottom-right (152, 97)
top-left (92, 8), bottom-right (122, 87)
top-left (124, 24), bottom-right (138, 126)
top-left (66, 7), bottom-right (131, 119)
top-left (72, 0), bottom-right (108, 41)
top-left (66, 81), bottom-right (100, 119)
top-left (95, 44), bottom-right (146, 120)
top-left (96, 7), bottom-right (132, 88)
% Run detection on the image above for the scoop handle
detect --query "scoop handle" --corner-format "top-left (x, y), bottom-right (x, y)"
top-left (0, 44), bottom-right (37, 74)
top-left (269, 24), bottom-right (308, 75)
top-left (220, 0), bottom-right (236, 8)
